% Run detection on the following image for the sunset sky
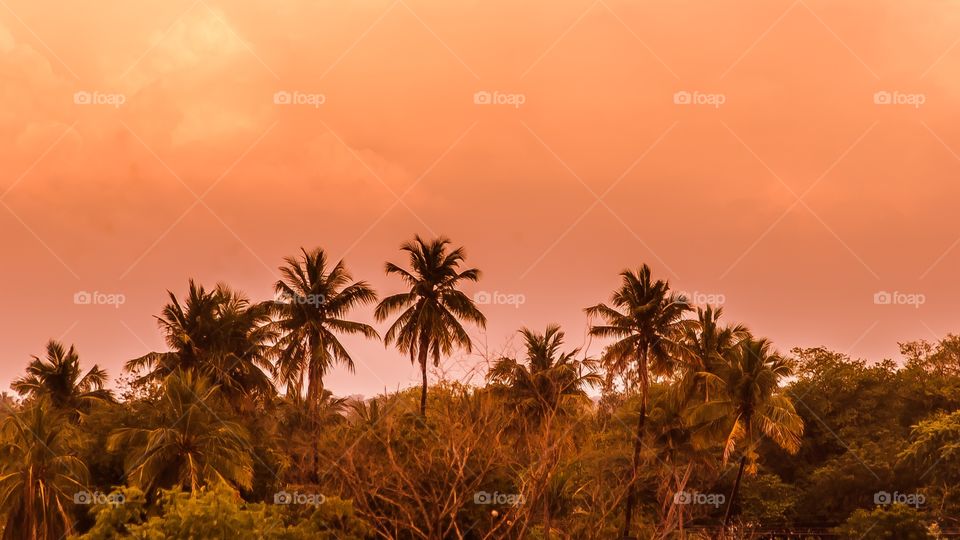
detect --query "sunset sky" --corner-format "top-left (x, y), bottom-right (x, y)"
top-left (1, 0), bottom-right (959, 398)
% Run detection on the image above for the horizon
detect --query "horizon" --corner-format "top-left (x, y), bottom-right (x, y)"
top-left (3, 0), bottom-right (960, 399)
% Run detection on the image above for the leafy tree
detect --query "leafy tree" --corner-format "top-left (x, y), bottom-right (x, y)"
top-left (375, 236), bottom-right (486, 416)
top-left (11, 340), bottom-right (113, 418)
top-left (835, 503), bottom-right (931, 539)
top-left (0, 401), bottom-right (88, 540)
top-left (585, 264), bottom-right (691, 537)
top-left (270, 248), bottom-right (379, 404)
top-left (126, 281), bottom-right (276, 408)
top-left (899, 410), bottom-right (960, 522)
top-left (107, 371), bottom-right (254, 494)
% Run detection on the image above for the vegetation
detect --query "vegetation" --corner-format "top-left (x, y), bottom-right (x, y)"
top-left (0, 236), bottom-right (957, 538)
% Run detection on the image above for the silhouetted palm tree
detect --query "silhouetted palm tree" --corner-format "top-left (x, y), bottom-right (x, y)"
top-left (488, 325), bottom-right (600, 424)
top-left (11, 340), bottom-right (113, 419)
top-left (375, 236), bottom-right (486, 416)
top-left (676, 306), bottom-right (748, 403)
top-left (0, 401), bottom-right (88, 540)
top-left (585, 265), bottom-right (692, 539)
top-left (270, 248), bottom-right (379, 405)
top-left (108, 370), bottom-right (254, 494)
top-left (126, 281), bottom-right (275, 407)
top-left (690, 337), bottom-right (803, 530)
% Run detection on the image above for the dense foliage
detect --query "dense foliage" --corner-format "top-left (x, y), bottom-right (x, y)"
top-left (1, 239), bottom-right (956, 539)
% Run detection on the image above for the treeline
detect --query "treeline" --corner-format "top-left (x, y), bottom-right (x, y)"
top-left (0, 235), bottom-right (957, 539)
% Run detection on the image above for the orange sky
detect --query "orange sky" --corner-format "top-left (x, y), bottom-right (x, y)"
top-left (1, 0), bottom-right (959, 397)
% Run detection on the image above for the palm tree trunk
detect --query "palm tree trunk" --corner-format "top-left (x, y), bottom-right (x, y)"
top-left (722, 455), bottom-right (747, 532)
top-left (418, 334), bottom-right (430, 416)
top-left (311, 380), bottom-right (323, 484)
top-left (621, 351), bottom-right (649, 539)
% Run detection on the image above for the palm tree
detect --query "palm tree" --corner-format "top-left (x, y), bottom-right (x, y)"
top-left (648, 391), bottom-right (716, 538)
top-left (487, 325), bottom-right (600, 425)
top-left (274, 389), bottom-right (348, 484)
top-left (107, 370), bottom-right (254, 494)
top-left (270, 247), bottom-right (379, 405)
top-left (676, 306), bottom-right (748, 403)
top-left (126, 281), bottom-right (276, 407)
top-left (11, 340), bottom-right (113, 418)
top-left (691, 337), bottom-right (803, 530)
top-left (0, 401), bottom-right (88, 540)
top-left (585, 265), bottom-right (692, 538)
top-left (375, 235), bottom-right (486, 416)
top-left (488, 325), bottom-right (599, 538)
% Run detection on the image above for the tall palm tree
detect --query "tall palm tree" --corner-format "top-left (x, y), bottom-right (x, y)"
top-left (487, 325), bottom-right (600, 425)
top-left (375, 235), bottom-right (486, 416)
top-left (270, 247), bottom-right (379, 405)
top-left (11, 340), bottom-right (113, 418)
top-left (107, 370), bottom-right (254, 494)
top-left (676, 306), bottom-right (748, 403)
top-left (585, 265), bottom-right (692, 539)
top-left (0, 401), bottom-right (88, 540)
top-left (126, 281), bottom-right (276, 407)
top-left (690, 337), bottom-right (803, 530)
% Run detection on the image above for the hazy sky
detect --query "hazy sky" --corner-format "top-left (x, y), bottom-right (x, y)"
top-left (1, 0), bottom-right (959, 398)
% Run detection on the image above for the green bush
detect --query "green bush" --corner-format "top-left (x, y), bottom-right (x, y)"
top-left (835, 504), bottom-right (931, 540)
top-left (74, 484), bottom-right (372, 540)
